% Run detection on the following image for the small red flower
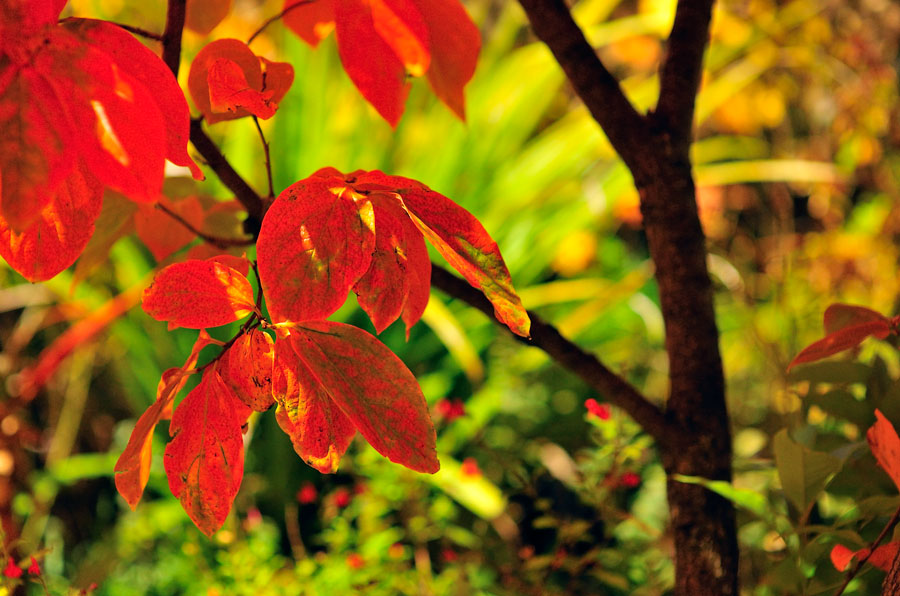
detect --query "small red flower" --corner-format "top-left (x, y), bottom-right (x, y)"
top-left (296, 482), bottom-right (318, 504)
top-left (435, 398), bottom-right (466, 422)
top-left (585, 398), bottom-right (610, 420)
top-left (620, 472), bottom-right (641, 488)
top-left (3, 557), bottom-right (22, 579)
top-left (26, 557), bottom-right (39, 576)
top-left (334, 487), bottom-right (352, 508)
top-left (346, 552), bottom-right (364, 569)
top-left (460, 457), bottom-right (481, 478)
top-left (441, 548), bottom-right (458, 563)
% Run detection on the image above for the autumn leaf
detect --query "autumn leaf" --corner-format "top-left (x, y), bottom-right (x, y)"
top-left (0, 167), bottom-right (102, 282)
top-left (867, 409), bottom-right (900, 492)
top-left (219, 329), bottom-right (276, 412)
top-left (186, 0), bottom-right (233, 35)
top-left (188, 39), bottom-right (293, 124)
top-left (142, 259), bottom-right (256, 329)
top-left (831, 541), bottom-right (900, 572)
top-left (286, 321), bottom-right (439, 473)
top-left (135, 196), bottom-right (206, 263)
top-left (283, 0), bottom-right (479, 124)
top-left (164, 369), bottom-right (251, 536)
top-left (115, 332), bottom-right (215, 509)
top-left (257, 177), bottom-right (375, 323)
top-left (788, 304), bottom-right (892, 370)
top-left (273, 338), bottom-right (356, 473)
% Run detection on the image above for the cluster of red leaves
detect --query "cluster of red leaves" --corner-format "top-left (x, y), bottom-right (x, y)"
top-left (0, 0), bottom-right (202, 282)
top-left (283, 0), bottom-right (480, 125)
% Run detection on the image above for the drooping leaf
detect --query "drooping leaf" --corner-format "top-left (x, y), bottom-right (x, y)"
top-left (283, 0), bottom-right (336, 46)
top-left (416, 0), bottom-right (480, 119)
top-left (867, 409), bottom-right (900, 492)
top-left (164, 370), bottom-right (251, 536)
top-left (289, 322), bottom-right (439, 473)
top-left (333, 0), bottom-right (411, 126)
top-left (772, 429), bottom-right (843, 512)
top-left (257, 177), bottom-right (375, 323)
top-left (185, 0), bottom-right (232, 35)
top-left (115, 332), bottom-right (214, 509)
top-left (142, 259), bottom-right (256, 329)
top-left (788, 320), bottom-right (892, 370)
top-left (831, 541), bottom-right (900, 572)
top-left (219, 329), bottom-right (275, 412)
top-left (208, 58), bottom-right (277, 120)
top-left (273, 338), bottom-right (356, 473)
top-left (0, 167), bottom-right (102, 281)
top-left (135, 196), bottom-right (206, 263)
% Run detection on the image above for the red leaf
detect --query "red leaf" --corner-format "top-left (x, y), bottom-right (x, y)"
top-left (164, 370), bottom-right (251, 536)
top-left (257, 176), bottom-right (375, 323)
top-left (867, 409), bottom-right (900, 493)
top-left (353, 194), bottom-right (431, 335)
top-left (273, 336), bottom-right (356, 474)
top-left (283, 0), bottom-right (336, 46)
top-left (334, 0), bottom-right (410, 126)
top-left (219, 329), bottom-right (276, 412)
top-left (831, 541), bottom-right (900, 572)
top-left (369, 0), bottom-right (430, 77)
top-left (416, 0), bottom-right (480, 119)
top-left (788, 320), bottom-right (891, 370)
top-left (0, 167), bottom-right (102, 281)
top-left (115, 332), bottom-right (214, 509)
top-left (208, 58), bottom-right (277, 120)
top-left (135, 196), bottom-right (206, 262)
top-left (142, 259), bottom-right (256, 329)
top-left (186, 0), bottom-right (233, 35)
top-left (824, 303), bottom-right (890, 335)
top-left (288, 322), bottom-right (438, 473)
top-left (63, 19), bottom-right (203, 181)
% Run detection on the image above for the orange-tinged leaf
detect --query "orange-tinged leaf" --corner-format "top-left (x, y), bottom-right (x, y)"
top-left (354, 194), bottom-right (431, 335)
top-left (259, 57), bottom-right (295, 106)
top-left (208, 58), bottom-right (277, 120)
top-left (289, 322), bottom-right (438, 473)
top-left (164, 370), bottom-right (251, 536)
top-left (334, 0), bottom-right (410, 126)
top-left (185, 0), bottom-right (232, 35)
top-left (867, 409), bottom-right (900, 492)
top-left (219, 329), bottom-right (275, 412)
top-left (135, 196), bottom-right (206, 263)
top-left (273, 338), bottom-right (356, 473)
top-left (415, 0), bottom-right (480, 119)
top-left (283, 0), bottom-right (336, 46)
top-left (370, 0), bottom-right (430, 77)
top-left (257, 176), bottom-right (375, 323)
top-left (142, 260), bottom-right (255, 329)
top-left (63, 19), bottom-right (203, 180)
top-left (71, 190), bottom-right (138, 287)
top-left (831, 541), bottom-right (900, 572)
top-left (824, 303), bottom-right (890, 335)
top-left (788, 320), bottom-right (891, 370)
top-left (0, 167), bottom-right (102, 281)
top-left (115, 332), bottom-right (214, 509)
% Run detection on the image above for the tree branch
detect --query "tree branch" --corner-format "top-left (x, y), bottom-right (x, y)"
top-left (653, 0), bottom-right (716, 156)
top-left (430, 266), bottom-right (676, 449)
top-left (161, 0), bottom-right (186, 77)
top-left (516, 0), bottom-right (651, 171)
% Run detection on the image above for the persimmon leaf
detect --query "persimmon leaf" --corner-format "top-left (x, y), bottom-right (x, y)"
top-left (257, 177), bottom-right (375, 323)
top-left (417, 0), bottom-right (480, 119)
top-left (219, 329), bottom-right (275, 412)
top-left (867, 409), bottom-right (900, 493)
top-left (142, 260), bottom-right (256, 329)
top-left (369, 0), bottom-right (430, 77)
top-left (333, 0), bottom-right (410, 126)
top-left (273, 339), bottom-right (356, 473)
top-left (208, 58), bottom-right (276, 120)
top-left (115, 332), bottom-right (214, 509)
top-left (164, 370), bottom-right (251, 536)
top-left (289, 322), bottom-right (439, 473)
top-left (831, 541), bottom-right (900, 572)
top-left (259, 57), bottom-right (295, 106)
top-left (283, 0), bottom-right (336, 46)
top-left (135, 196), bottom-right (206, 263)
top-left (824, 303), bottom-right (890, 335)
top-left (186, 0), bottom-right (233, 35)
top-left (788, 320), bottom-right (891, 370)
top-left (0, 167), bottom-right (102, 282)
top-left (189, 39), bottom-right (263, 124)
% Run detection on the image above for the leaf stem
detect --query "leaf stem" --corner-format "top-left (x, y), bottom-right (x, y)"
top-left (155, 202), bottom-right (254, 249)
top-left (833, 503), bottom-right (900, 596)
top-left (247, 0), bottom-right (317, 45)
top-left (162, 0), bottom-right (187, 77)
top-left (253, 116), bottom-right (275, 199)
top-left (103, 22), bottom-right (164, 41)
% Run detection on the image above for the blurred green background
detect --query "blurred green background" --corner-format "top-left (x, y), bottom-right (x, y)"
top-left (2, 0), bottom-right (900, 593)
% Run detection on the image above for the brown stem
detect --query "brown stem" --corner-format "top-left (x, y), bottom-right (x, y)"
top-left (430, 266), bottom-right (675, 449)
top-left (833, 504), bottom-right (900, 596)
top-left (155, 202), bottom-right (253, 249)
top-left (247, 0), bottom-right (317, 45)
top-left (105, 22), bottom-right (163, 41)
top-left (162, 0), bottom-right (186, 77)
top-left (253, 116), bottom-right (275, 199)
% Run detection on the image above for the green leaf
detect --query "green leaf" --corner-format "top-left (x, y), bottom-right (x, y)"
top-left (773, 429), bottom-right (843, 512)
top-left (672, 474), bottom-right (771, 519)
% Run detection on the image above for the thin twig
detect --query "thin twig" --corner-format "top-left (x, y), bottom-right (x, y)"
top-left (253, 116), bottom-right (275, 198)
top-left (162, 0), bottom-right (186, 77)
top-left (105, 22), bottom-right (163, 41)
top-left (155, 202), bottom-right (254, 249)
top-left (247, 0), bottom-right (316, 45)
top-left (833, 504), bottom-right (900, 596)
